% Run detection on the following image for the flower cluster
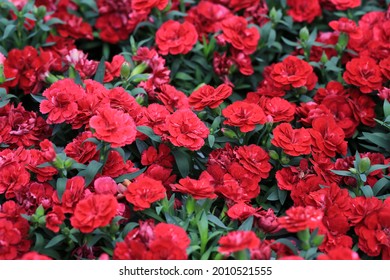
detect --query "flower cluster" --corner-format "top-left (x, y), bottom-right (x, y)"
top-left (0, 0), bottom-right (389, 260)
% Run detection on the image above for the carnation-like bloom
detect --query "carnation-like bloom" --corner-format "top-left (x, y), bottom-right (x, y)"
top-left (218, 230), bottom-right (260, 255)
top-left (40, 78), bottom-right (85, 124)
top-left (343, 57), bottom-right (383, 93)
top-left (70, 194), bottom-right (118, 233)
top-left (124, 175), bottom-right (166, 211)
top-left (89, 107), bottom-right (137, 148)
top-left (156, 20), bottom-right (198, 55)
top-left (222, 101), bottom-right (266, 132)
top-left (286, 0), bottom-right (322, 23)
top-left (270, 56), bottom-right (316, 89)
top-left (171, 171), bottom-right (216, 200)
top-left (220, 16), bottom-right (260, 55)
top-left (271, 123), bottom-right (312, 156)
top-left (309, 116), bottom-right (347, 157)
top-left (278, 206), bottom-right (323, 232)
top-left (165, 109), bottom-right (209, 151)
top-left (189, 84), bottom-right (232, 111)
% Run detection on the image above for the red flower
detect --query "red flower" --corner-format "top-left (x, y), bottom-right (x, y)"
top-left (343, 57), bottom-right (383, 94)
top-left (329, 18), bottom-right (363, 40)
top-left (220, 16), bottom-right (260, 55)
top-left (379, 56), bottom-right (390, 80)
top-left (354, 199), bottom-right (390, 259)
top-left (219, 163), bottom-right (260, 203)
top-left (229, 0), bottom-right (259, 12)
top-left (165, 109), bottom-right (209, 151)
top-left (54, 9), bottom-right (93, 40)
top-left (271, 123), bottom-right (312, 156)
top-left (287, 0), bottom-right (322, 23)
top-left (235, 145), bottom-right (272, 180)
top-left (141, 144), bottom-right (173, 168)
top-left (189, 84), bottom-right (232, 111)
top-left (0, 103), bottom-right (51, 149)
top-left (156, 20), bottom-right (198, 55)
top-left (329, 0), bottom-right (361, 10)
top-left (19, 252), bottom-right (52, 260)
top-left (89, 107), bottom-right (137, 148)
top-left (45, 205), bottom-right (65, 233)
top-left (124, 175), bottom-right (166, 211)
top-left (104, 55), bottom-right (125, 82)
top-left (114, 221), bottom-right (189, 260)
top-left (227, 203), bottom-right (259, 221)
top-left (252, 96), bottom-right (296, 123)
top-left (153, 223), bottom-right (191, 250)
top-left (0, 219), bottom-right (22, 260)
top-left (270, 56), bottom-right (317, 89)
top-left (321, 95), bottom-right (359, 138)
top-left (317, 247), bottom-right (360, 260)
top-left (314, 81), bottom-right (345, 103)
top-left (132, 0), bottom-right (168, 11)
top-left (256, 208), bottom-right (281, 234)
top-left (171, 171), bottom-right (216, 200)
top-left (55, 176), bottom-right (85, 214)
top-left (278, 206), bottom-right (323, 232)
top-left (0, 157), bottom-right (30, 199)
top-left (2, 46), bottom-right (53, 94)
top-left (64, 131), bottom-right (99, 164)
top-left (222, 101), bottom-right (266, 133)
top-left (94, 177), bottom-right (117, 195)
top-left (40, 78), bottom-right (84, 124)
top-left (186, 1), bottom-right (232, 39)
top-left (70, 194), bottom-right (118, 233)
top-left (144, 104), bottom-right (171, 135)
top-left (218, 231), bottom-right (260, 255)
top-left (157, 84), bottom-right (189, 113)
top-left (309, 116), bottom-right (347, 157)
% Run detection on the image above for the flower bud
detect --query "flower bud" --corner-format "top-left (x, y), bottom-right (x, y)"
top-left (34, 6), bottom-right (47, 19)
top-left (130, 62), bottom-right (148, 77)
top-left (358, 157), bottom-right (371, 173)
top-left (269, 150), bottom-right (279, 160)
top-left (120, 62), bottom-right (132, 79)
top-left (299, 27), bottom-right (310, 42)
top-left (222, 128), bottom-right (238, 139)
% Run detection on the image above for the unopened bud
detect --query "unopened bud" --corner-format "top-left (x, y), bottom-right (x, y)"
top-left (120, 62), bottom-right (131, 79)
top-left (358, 157), bottom-right (371, 173)
top-left (299, 27), bottom-right (310, 42)
top-left (269, 150), bottom-right (279, 160)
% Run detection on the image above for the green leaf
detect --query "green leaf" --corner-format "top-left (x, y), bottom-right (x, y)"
top-left (360, 185), bottom-right (374, 198)
top-left (238, 216), bottom-right (253, 231)
top-left (93, 57), bottom-right (106, 83)
top-left (208, 134), bottom-right (215, 148)
top-left (175, 72), bottom-right (193, 81)
top-left (131, 87), bottom-right (146, 96)
top-left (172, 149), bottom-right (190, 178)
top-left (122, 222), bottom-right (139, 237)
top-left (330, 170), bottom-right (354, 177)
top-left (273, 238), bottom-right (298, 255)
top-left (367, 164), bottom-right (390, 175)
top-left (384, 99), bottom-right (390, 118)
top-left (1, 24), bottom-right (16, 40)
top-left (77, 160), bottom-right (103, 186)
top-left (56, 178), bottom-right (67, 202)
top-left (198, 211), bottom-right (209, 254)
top-left (45, 235), bottom-right (66, 249)
top-left (278, 189), bottom-right (288, 205)
top-left (136, 126), bottom-right (162, 142)
top-left (112, 147), bottom-right (126, 163)
top-left (207, 214), bottom-right (230, 230)
top-left (114, 167), bottom-right (147, 183)
top-left (31, 94), bottom-right (45, 103)
top-left (373, 177), bottom-right (390, 196)
top-left (142, 208), bottom-right (164, 222)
